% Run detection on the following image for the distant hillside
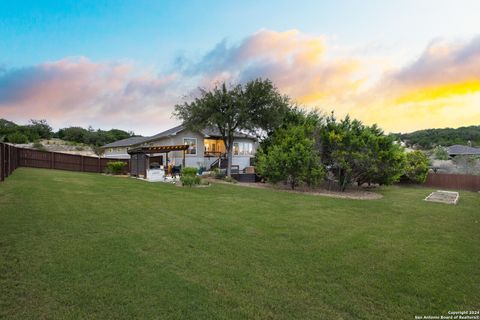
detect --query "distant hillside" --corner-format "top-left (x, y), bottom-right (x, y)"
top-left (392, 125), bottom-right (480, 149)
top-left (0, 118), bottom-right (138, 147)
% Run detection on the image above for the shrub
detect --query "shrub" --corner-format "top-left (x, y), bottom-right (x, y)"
top-left (180, 167), bottom-right (200, 187)
top-left (256, 124), bottom-right (324, 190)
top-left (404, 150), bottom-right (429, 183)
top-left (181, 175), bottom-right (201, 187)
top-left (105, 161), bottom-right (126, 175)
top-left (32, 141), bottom-right (47, 151)
top-left (212, 168), bottom-right (226, 179)
top-left (181, 167), bottom-right (198, 176)
top-left (433, 146), bottom-right (449, 160)
top-left (7, 132), bottom-right (29, 144)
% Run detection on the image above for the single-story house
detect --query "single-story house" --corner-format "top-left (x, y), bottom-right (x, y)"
top-left (447, 145), bottom-right (480, 157)
top-left (101, 124), bottom-right (258, 171)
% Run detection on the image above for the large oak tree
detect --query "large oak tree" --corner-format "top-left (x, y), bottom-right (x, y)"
top-left (174, 79), bottom-right (289, 176)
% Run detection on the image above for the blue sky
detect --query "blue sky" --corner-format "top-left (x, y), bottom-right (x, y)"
top-left (1, 1), bottom-right (480, 134)
top-left (2, 0), bottom-right (479, 68)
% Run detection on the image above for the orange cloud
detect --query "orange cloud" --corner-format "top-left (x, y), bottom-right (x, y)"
top-left (2, 31), bottom-right (480, 135)
top-left (394, 80), bottom-right (480, 104)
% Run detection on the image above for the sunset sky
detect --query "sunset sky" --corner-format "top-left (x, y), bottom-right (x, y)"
top-left (1, 0), bottom-right (480, 135)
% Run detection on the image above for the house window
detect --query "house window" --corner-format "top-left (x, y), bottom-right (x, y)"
top-left (233, 142), bottom-right (254, 155)
top-left (183, 138), bottom-right (197, 155)
top-left (233, 143), bottom-right (239, 155)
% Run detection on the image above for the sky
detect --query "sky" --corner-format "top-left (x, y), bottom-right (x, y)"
top-left (1, 0), bottom-right (480, 135)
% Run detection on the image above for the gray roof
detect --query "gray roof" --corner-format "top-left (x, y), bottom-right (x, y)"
top-left (201, 127), bottom-right (256, 139)
top-left (447, 145), bottom-right (480, 156)
top-left (102, 136), bottom-right (148, 148)
top-left (144, 124), bottom-right (186, 142)
top-left (103, 124), bottom-right (257, 148)
top-left (141, 124), bottom-right (256, 144)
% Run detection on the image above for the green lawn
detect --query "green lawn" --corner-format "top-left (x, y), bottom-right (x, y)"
top-left (1, 168), bottom-right (479, 319)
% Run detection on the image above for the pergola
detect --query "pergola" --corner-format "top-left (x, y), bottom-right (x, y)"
top-left (128, 145), bottom-right (189, 177)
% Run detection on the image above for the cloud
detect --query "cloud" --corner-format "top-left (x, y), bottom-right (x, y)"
top-left (0, 57), bottom-right (180, 134)
top-left (1, 30), bottom-right (480, 135)
top-left (359, 36), bottom-right (480, 132)
top-left (186, 30), bottom-right (366, 107)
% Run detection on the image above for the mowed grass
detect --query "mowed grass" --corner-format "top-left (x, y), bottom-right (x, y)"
top-left (0, 168), bottom-right (479, 319)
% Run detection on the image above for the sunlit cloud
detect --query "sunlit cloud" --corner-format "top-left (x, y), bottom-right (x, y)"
top-left (1, 30), bottom-right (480, 135)
top-left (185, 29), bottom-right (367, 109)
top-left (0, 57), bottom-right (180, 134)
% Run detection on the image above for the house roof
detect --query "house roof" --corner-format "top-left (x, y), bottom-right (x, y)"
top-left (201, 127), bottom-right (256, 139)
top-left (447, 144), bottom-right (480, 155)
top-left (102, 136), bottom-right (148, 148)
top-left (143, 124), bottom-right (186, 142)
top-left (102, 124), bottom-right (257, 148)
top-left (140, 124), bottom-right (256, 144)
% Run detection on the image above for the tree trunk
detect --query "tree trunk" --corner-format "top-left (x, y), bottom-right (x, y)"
top-left (226, 136), bottom-right (234, 177)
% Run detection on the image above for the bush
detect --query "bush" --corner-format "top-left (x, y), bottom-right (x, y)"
top-left (404, 151), bottom-right (429, 183)
top-left (105, 161), bottom-right (127, 175)
top-left (433, 146), bottom-right (449, 160)
top-left (212, 168), bottom-right (226, 179)
top-left (180, 167), bottom-right (200, 187)
top-left (6, 132), bottom-right (29, 144)
top-left (181, 175), bottom-right (201, 187)
top-left (32, 141), bottom-right (47, 151)
top-left (181, 167), bottom-right (198, 176)
top-left (256, 124), bottom-right (324, 190)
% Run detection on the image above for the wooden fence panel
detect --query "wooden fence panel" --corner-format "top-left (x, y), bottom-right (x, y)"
top-left (83, 156), bottom-right (101, 173)
top-left (0, 143), bottom-right (4, 182)
top-left (52, 153), bottom-right (82, 171)
top-left (19, 148), bottom-right (52, 169)
top-left (0, 142), bottom-right (130, 183)
top-left (424, 172), bottom-right (480, 192)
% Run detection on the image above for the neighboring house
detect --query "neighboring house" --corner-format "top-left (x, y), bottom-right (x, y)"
top-left (101, 124), bottom-right (257, 170)
top-left (447, 145), bottom-right (480, 157)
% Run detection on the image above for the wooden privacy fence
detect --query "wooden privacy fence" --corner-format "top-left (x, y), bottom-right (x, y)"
top-left (424, 172), bottom-right (480, 192)
top-left (0, 143), bottom-right (20, 182)
top-left (0, 142), bottom-right (129, 183)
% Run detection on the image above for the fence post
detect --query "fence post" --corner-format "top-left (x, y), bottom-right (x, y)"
top-left (52, 152), bottom-right (55, 170)
top-left (81, 155), bottom-right (84, 172)
top-left (5, 144), bottom-right (9, 177)
top-left (98, 157), bottom-right (101, 173)
top-left (0, 143), bottom-right (4, 182)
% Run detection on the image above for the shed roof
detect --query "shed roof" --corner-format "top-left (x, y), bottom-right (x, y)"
top-left (447, 144), bottom-right (480, 155)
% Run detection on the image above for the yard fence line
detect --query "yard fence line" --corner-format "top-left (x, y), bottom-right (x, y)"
top-left (424, 172), bottom-right (480, 192)
top-left (2, 142), bottom-right (480, 192)
top-left (0, 143), bottom-right (20, 182)
top-left (0, 142), bottom-right (129, 183)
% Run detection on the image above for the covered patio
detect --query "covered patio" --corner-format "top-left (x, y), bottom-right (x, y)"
top-left (128, 145), bottom-right (189, 179)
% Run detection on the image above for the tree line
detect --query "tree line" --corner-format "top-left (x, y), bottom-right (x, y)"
top-left (255, 109), bottom-right (429, 191)
top-left (175, 79), bottom-right (429, 191)
top-left (392, 125), bottom-right (480, 149)
top-left (0, 118), bottom-right (135, 146)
